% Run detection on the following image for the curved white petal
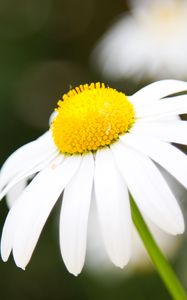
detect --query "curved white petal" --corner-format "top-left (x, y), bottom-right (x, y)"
top-left (6, 179), bottom-right (27, 208)
top-left (111, 142), bottom-right (184, 235)
top-left (49, 111), bottom-right (57, 126)
top-left (0, 151), bottom-right (58, 201)
top-left (60, 154), bottom-right (94, 276)
top-left (0, 131), bottom-right (58, 191)
top-left (135, 95), bottom-right (187, 119)
top-left (131, 80), bottom-right (187, 107)
top-left (1, 191), bottom-right (27, 262)
top-left (120, 133), bottom-right (187, 188)
top-left (94, 148), bottom-right (132, 268)
top-left (130, 120), bottom-right (187, 145)
top-left (1, 155), bottom-right (81, 268)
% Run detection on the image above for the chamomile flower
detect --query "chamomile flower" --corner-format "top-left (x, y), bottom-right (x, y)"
top-left (93, 0), bottom-right (187, 80)
top-left (0, 80), bottom-right (187, 276)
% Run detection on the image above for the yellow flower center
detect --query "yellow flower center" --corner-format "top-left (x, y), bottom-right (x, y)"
top-left (51, 83), bottom-right (135, 154)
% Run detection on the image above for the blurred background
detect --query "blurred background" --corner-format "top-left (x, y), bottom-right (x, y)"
top-left (0, 0), bottom-right (187, 299)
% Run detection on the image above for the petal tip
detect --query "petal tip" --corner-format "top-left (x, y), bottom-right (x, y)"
top-left (67, 267), bottom-right (82, 277)
top-left (15, 262), bottom-right (26, 271)
top-left (13, 251), bottom-right (28, 271)
top-left (0, 244), bottom-right (11, 262)
top-left (71, 272), bottom-right (79, 277)
top-left (176, 223), bottom-right (185, 235)
top-left (111, 255), bottom-right (131, 269)
top-left (1, 254), bottom-right (9, 262)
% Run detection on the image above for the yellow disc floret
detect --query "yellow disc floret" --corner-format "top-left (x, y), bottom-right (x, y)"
top-left (51, 82), bottom-right (135, 154)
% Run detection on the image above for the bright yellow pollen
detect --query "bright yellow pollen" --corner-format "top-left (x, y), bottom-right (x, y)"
top-left (51, 83), bottom-right (135, 154)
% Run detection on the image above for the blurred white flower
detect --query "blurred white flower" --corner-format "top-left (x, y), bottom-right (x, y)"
top-left (93, 0), bottom-right (187, 80)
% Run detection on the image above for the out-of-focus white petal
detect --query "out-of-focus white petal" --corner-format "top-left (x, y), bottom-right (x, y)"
top-left (92, 15), bottom-right (137, 79)
top-left (94, 148), bottom-right (132, 268)
top-left (111, 141), bottom-right (184, 234)
top-left (135, 95), bottom-right (187, 119)
top-left (60, 154), bottom-right (94, 276)
top-left (93, 0), bottom-right (187, 80)
top-left (6, 179), bottom-right (27, 208)
top-left (49, 111), bottom-right (57, 126)
top-left (1, 155), bottom-right (81, 268)
top-left (130, 120), bottom-right (187, 144)
top-left (0, 131), bottom-right (58, 191)
top-left (120, 133), bottom-right (187, 188)
top-left (131, 80), bottom-right (187, 106)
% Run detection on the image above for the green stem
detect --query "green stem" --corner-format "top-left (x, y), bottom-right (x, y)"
top-left (130, 197), bottom-right (187, 300)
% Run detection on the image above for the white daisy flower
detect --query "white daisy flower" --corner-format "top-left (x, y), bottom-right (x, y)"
top-left (0, 80), bottom-right (187, 276)
top-left (93, 0), bottom-right (187, 80)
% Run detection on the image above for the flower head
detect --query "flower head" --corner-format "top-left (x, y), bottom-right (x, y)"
top-left (0, 80), bottom-right (187, 276)
top-left (52, 83), bottom-right (134, 154)
top-left (93, 0), bottom-right (187, 80)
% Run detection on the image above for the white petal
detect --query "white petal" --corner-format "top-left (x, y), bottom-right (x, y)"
top-left (0, 151), bottom-right (58, 201)
top-left (6, 179), bottom-right (27, 208)
top-left (154, 115), bottom-right (180, 122)
top-left (120, 133), bottom-right (187, 188)
top-left (111, 142), bottom-right (184, 235)
top-left (49, 111), bottom-right (57, 126)
top-left (60, 154), bottom-right (94, 276)
top-left (0, 131), bottom-right (58, 191)
top-left (131, 80), bottom-right (187, 107)
top-left (1, 193), bottom-right (26, 262)
top-left (135, 95), bottom-right (187, 119)
top-left (86, 195), bottom-right (110, 272)
top-left (94, 148), bottom-right (132, 268)
top-left (1, 155), bottom-right (81, 268)
top-left (130, 120), bottom-right (187, 145)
